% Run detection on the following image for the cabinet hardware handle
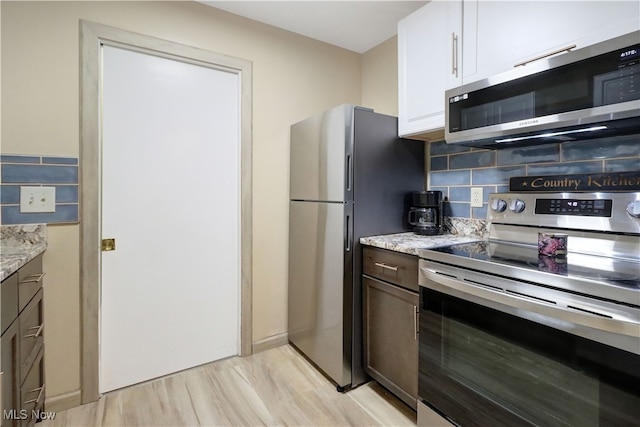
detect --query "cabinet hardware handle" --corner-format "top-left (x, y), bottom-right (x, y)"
top-left (451, 33), bottom-right (459, 77)
top-left (374, 262), bottom-right (398, 272)
top-left (413, 305), bottom-right (419, 340)
top-left (514, 44), bottom-right (576, 67)
top-left (24, 384), bottom-right (45, 405)
top-left (20, 273), bottom-right (45, 284)
top-left (24, 324), bottom-right (44, 339)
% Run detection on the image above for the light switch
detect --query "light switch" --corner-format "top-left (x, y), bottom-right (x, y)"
top-left (20, 186), bottom-right (56, 213)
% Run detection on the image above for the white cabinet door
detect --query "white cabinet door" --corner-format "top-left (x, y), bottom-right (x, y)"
top-left (572, 1), bottom-right (640, 50)
top-left (398, 0), bottom-right (462, 137)
top-left (467, 1), bottom-right (640, 85)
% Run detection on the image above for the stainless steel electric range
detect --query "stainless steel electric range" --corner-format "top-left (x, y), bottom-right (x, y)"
top-left (416, 191), bottom-right (640, 427)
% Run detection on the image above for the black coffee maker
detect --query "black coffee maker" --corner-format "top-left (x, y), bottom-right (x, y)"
top-left (407, 191), bottom-right (443, 235)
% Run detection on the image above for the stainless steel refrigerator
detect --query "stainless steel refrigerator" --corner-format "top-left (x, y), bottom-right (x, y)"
top-left (288, 104), bottom-right (425, 391)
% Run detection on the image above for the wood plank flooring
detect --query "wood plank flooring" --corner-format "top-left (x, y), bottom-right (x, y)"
top-left (42, 345), bottom-right (416, 426)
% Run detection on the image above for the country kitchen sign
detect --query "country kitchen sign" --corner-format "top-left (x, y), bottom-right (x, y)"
top-left (510, 171), bottom-right (640, 192)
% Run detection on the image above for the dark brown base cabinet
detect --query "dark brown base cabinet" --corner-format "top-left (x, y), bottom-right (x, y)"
top-left (1, 254), bottom-right (45, 427)
top-left (363, 246), bottom-right (418, 409)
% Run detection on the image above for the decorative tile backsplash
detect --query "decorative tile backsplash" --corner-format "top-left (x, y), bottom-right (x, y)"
top-left (429, 134), bottom-right (640, 219)
top-left (1, 155), bottom-right (79, 225)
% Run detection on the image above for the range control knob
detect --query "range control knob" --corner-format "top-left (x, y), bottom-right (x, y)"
top-left (491, 198), bottom-right (507, 213)
top-left (627, 200), bottom-right (640, 218)
top-left (509, 199), bottom-right (526, 213)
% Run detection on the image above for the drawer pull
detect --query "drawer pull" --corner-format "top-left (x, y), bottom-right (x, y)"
top-left (24, 384), bottom-right (45, 405)
top-left (20, 273), bottom-right (45, 284)
top-left (413, 305), bottom-right (419, 341)
top-left (374, 262), bottom-right (399, 272)
top-left (24, 324), bottom-right (44, 339)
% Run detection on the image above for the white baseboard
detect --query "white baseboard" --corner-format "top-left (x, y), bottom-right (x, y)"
top-left (252, 332), bottom-right (288, 354)
top-left (45, 389), bottom-right (82, 413)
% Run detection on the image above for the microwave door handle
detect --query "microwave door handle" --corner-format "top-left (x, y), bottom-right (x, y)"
top-left (421, 268), bottom-right (640, 342)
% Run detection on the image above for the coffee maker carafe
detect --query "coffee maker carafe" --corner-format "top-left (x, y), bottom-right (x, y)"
top-left (407, 191), bottom-right (443, 235)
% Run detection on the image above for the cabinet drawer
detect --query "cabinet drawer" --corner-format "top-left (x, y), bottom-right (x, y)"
top-left (19, 289), bottom-right (43, 385)
top-left (1, 273), bottom-right (19, 335)
top-left (19, 347), bottom-right (44, 427)
top-left (363, 246), bottom-right (418, 292)
top-left (17, 255), bottom-right (44, 313)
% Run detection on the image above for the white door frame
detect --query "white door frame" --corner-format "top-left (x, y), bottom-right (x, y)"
top-left (79, 20), bottom-right (253, 404)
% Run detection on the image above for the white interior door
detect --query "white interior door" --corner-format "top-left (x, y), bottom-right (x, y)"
top-left (100, 45), bottom-right (240, 393)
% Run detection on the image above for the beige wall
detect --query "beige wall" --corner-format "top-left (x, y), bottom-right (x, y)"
top-left (1, 0), bottom-right (399, 407)
top-left (362, 35), bottom-right (399, 117)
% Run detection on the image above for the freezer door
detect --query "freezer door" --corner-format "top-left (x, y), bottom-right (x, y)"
top-left (288, 200), bottom-right (353, 387)
top-left (290, 104), bottom-right (354, 202)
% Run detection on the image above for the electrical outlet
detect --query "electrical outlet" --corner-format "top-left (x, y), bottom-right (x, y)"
top-left (20, 186), bottom-right (56, 213)
top-left (471, 187), bottom-right (483, 208)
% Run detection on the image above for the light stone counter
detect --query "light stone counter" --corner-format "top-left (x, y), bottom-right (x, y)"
top-left (360, 232), bottom-right (483, 256)
top-left (1, 224), bottom-right (47, 281)
top-left (361, 217), bottom-right (487, 256)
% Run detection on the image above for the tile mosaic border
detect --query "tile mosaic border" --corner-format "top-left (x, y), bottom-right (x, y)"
top-left (1, 154), bottom-right (79, 225)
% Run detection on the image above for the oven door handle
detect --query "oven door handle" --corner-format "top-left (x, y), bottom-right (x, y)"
top-left (422, 268), bottom-right (640, 343)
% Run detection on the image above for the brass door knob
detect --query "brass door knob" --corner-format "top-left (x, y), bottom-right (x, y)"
top-left (102, 238), bottom-right (116, 251)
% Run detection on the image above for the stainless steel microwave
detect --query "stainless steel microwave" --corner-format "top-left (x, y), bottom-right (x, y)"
top-left (445, 31), bottom-right (640, 147)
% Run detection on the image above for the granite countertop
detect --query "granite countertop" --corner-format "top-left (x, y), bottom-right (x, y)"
top-left (1, 224), bottom-right (47, 281)
top-left (360, 232), bottom-right (483, 256)
top-left (361, 217), bottom-right (488, 256)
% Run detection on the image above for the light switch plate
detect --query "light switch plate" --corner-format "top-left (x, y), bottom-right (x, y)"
top-left (20, 186), bottom-right (56, 213)
top-left (471, 187), bottom-right (483, 208)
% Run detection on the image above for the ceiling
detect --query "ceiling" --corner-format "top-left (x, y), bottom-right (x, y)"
top-left (198, 1), bottom-right (429, 53)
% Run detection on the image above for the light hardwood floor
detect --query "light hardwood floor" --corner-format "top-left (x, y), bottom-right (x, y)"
top-left (42, 345), bottom-right (416, 426)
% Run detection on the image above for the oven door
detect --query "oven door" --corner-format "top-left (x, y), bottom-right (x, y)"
top-left (418, 260), bottom-right (640, 427)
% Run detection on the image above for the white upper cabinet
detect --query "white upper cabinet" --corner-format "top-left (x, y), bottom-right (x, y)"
top-left (467, 1), bottom-right (640, 84)
top-left (398, 0), bottom-right (640, 139)
top-left (398, 0), bottom-right (462, 138)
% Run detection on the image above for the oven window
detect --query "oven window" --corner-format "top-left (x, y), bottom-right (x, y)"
top-left (419, 289), bottom-right (640, 427)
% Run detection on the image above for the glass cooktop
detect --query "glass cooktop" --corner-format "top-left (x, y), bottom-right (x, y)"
top-left (422, 241), bottom-right (640, 300)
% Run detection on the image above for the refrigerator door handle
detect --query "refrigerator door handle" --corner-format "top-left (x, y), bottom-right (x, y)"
top-left (346, 154), bottom-right (352, 192)
top-left (345, 214), bottom-right (351, 252)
